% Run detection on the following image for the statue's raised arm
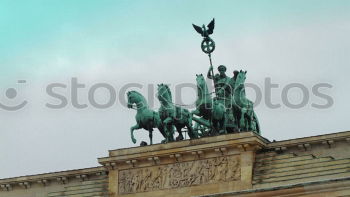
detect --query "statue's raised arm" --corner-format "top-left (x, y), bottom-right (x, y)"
top-left (207, 65), bottom-right (214, 79)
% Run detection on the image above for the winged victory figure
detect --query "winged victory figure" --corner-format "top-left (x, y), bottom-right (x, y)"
top-left (192, 18), bottom-right (215, 38)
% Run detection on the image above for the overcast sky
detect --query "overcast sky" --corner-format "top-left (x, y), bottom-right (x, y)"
top-left (0, 0), bottom-right (349, 179)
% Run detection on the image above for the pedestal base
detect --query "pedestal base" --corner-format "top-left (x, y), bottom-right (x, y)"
top-left (98, 132), bottom-right (268, 197)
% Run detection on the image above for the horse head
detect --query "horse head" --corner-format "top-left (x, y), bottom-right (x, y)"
top-left (196, 74), bottom-right (206, 87)
top-left (235, 70), bottom-right (247, 88)
top-left (195, 74), bottom-right (210, 99)
top-left (126, 91), bottom-right (148, 109)
top-left (157, 83), bottom-right (172, 104)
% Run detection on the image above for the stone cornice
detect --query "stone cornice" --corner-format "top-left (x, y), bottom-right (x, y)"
top-left (267, 130), bottom-right (350, 151)
top-left (0, 166), bottom-right (107, 191)
top-left (107, 132), bottom-right (268, 157)
top-left (98, 132), bottom-right (268, 170)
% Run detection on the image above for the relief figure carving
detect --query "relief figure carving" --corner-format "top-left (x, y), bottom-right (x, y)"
top-left (118, 155), bottom-right (241, 194)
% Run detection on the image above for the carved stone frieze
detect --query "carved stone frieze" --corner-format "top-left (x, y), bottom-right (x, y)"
top-left (118, 155), bottom-right (240, 194)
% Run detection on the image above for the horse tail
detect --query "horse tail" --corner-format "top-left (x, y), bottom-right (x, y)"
top-left (253, 112), bottom-right (261, 135)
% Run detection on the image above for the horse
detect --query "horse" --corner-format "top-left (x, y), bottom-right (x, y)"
top-left (192, 74), bottom-right (227, 135)
top-left (157, 84), bottom-right (198, 141)
top-left (126, 91), bottom-right (168, 145)
top-left (233, 70), bottom-right (260, 134)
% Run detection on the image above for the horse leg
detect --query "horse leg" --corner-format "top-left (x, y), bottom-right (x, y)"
top-left (158, 126), bottom-right (168, 144)
top-left (240, 109), bottom-right (247, 131)
top-left (247, 110), bottom-right (254, 131)
top-left (157, 125), bottom-right (167, 141)
top-left (163, 117), bottom-right (174, 142)
top-left (186, 122), bottom-right (198, 139)
top-left (252, 111), bottom-right (260, 134)
top-left (249, 116), bottom-right (256, 131)
top-left (212, 120), bottom-right (219, 136)
top-left (220, 114), bottom-right (227, 135)
top-left (175, 126), bottom-right (184, 141)
top-left (232, 105), bottom-right (240, 132)
top-left (187, 112), bottom-right (198, 139)
top-left (130, 124), bottom-right (141, 144)
top-left (218, 106), bottom-right (227, 134)
top-left (168, 125), bottom-right (175, 142)
top-left (245, 114), bottom-right (250, 131)
top-left (149, 130), bottom-right (153, 145)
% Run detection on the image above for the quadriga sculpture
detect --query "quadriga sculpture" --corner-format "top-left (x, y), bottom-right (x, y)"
top-left (125, 20), bottom-right (262, 145)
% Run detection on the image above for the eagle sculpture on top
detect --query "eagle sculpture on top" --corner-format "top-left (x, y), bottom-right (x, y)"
top-left (192, 18), bottom-right (215, 38)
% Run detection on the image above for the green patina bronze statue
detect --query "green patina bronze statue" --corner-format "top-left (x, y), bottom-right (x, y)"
top-left (192, 74), bottom-right (227, 136)
top-left (157, 84), bottom-right (199, 141)
top-left (232, 70), bottom-right (260, 134)
top-left (207, 65), bottom-right (237, 131)
top-left (127, 91), bottom-right (167, 145)
top-left (126, 19), bottom-right (261, 145)
top-left (193, 18), bottom-right (216, 55)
